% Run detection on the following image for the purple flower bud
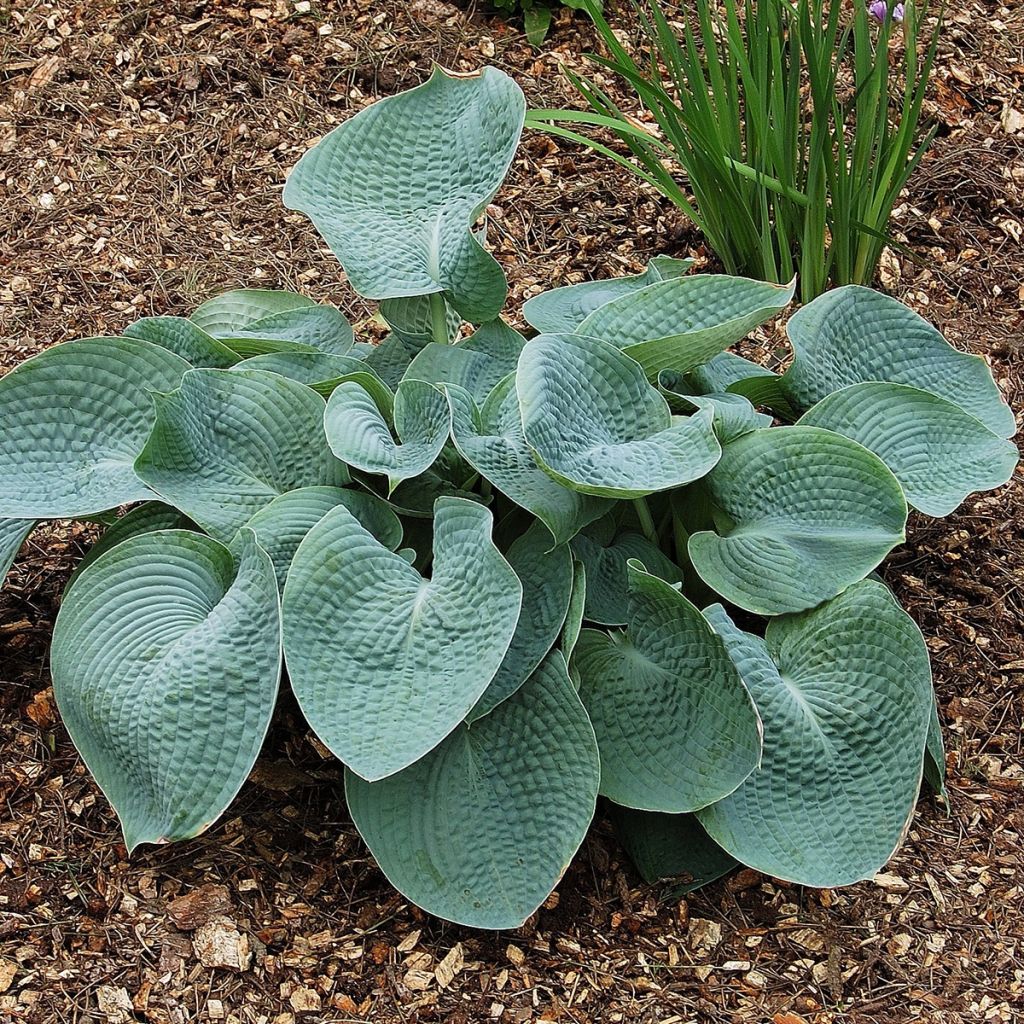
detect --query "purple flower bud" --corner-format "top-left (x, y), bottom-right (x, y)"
top-left (869, 0), bottom-right (888, 20)
top-left (892, 2), bottom-right (905, 20)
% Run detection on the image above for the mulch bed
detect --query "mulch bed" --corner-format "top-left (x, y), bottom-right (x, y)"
top-left (1, 2), bottom-right (1022, 1021)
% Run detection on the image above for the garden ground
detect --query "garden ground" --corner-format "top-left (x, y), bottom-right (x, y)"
top-left (1, 2), bottom-right (1022, 1021)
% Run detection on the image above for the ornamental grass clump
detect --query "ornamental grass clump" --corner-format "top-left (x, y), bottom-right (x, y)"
top-left (529, 0), bottom-right (940, 302)
top-left (0, 67), bottom-right (1016, 929)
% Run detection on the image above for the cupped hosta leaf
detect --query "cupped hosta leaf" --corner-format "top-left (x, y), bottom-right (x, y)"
top-left (405, 319), bottom-right (525, 402)
top-left (220, 304), bottom-right (355, 357)
top-left (66, 502), bottom-right (193, 594)
top-left (782, 285), bottom-right (1016, 438)
top-left (123, 317), bottom-right (240, 368)
top-left (243, 486), bottom-right (402, 587)
top-left (381, 294), bottom-right (461, 350)
top-left (283, 497), bottom-right (522, 781)
top-left (518, 333), bottom-right (721, 498)
top-left (345, 651), bottom-right (599, 928)
top-left (1, 518), bottom-right (34, 590)
top-left (797, 383), bottom-right (1018, 517)
top-left (469, 521), bottom-right (574, 721)
top-left (569, 518), bottom-right (683, 626)
top-left (324, 380), bottom-right (450, 492)
top-left (574, 563), bottom-right (761, 812)
top-left (523, 256), bottom-right (693, 334)
top-left (688, 426), bottom-right (907, 615)
top-left (283, 66), bottom-right (526, 323)
top-left (0, 338), bottom-right (191, 518)
top-left (238, 351), bottom-right (396, 414)
top-left (446, 378), bottom-right (611, 544)
top-left (135, 368), bottom-right (347, 542)
top-left (609, 806), bottom-right (738, 889)
top-left (575, 275), bottom-right (795, 378)
top-left (51, 529), bottom-right (281, 851)
top-left (659, 372), bottom-right (772, 444)
top-left (699, 583), bottom-right (933, 886)
top-left (190, 289), bottom-right (315, 336)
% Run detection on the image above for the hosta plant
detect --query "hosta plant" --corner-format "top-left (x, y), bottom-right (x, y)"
top-left (1, 67), bottom-right (1016, 929)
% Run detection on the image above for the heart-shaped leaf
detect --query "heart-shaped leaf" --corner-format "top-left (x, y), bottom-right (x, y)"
top-left (0, 338), bottom-right (190, 518)
top-left (283, 497), bottom-right (522, 781)
top-left (446, 377), bottom-right (611, 544)
top-left (609, 806), bottom-right (738, 888)
top-left (190, 289), bottom-right (315, 336)
top-left (699, 583), bottom-right (933, 886)
top-left (688, 426), bottom-right (907, 615)
top-left (123, 317), bottom-right (240, 367)
top-left (135, 368), bottom-right (347, 542)
top-left (283, 66), bottom-right (526, 323)
top-left (1, 518), bottom-right (34, 590)
top-left (469, 520), bottom-right (574, 721)
top-left (51, 529), bottom-right (281, 851)
top-left (324, 379), bottom-right (450, 493)
top-left (518, 333), bottom-right (722, 498)
top-left (575, 275), bottom-right (795, 378)
top-left (345, 652), bottom-right (599, 928)
top-left (523, 256), bottom-right (693, 334)
top-left (797, 382), bottom-right (1018, 517)
top-left (782, 285), bottom-right (1015, 438)
top-left (404, 319), bottom-right (525, 402)
top-left (243, 486), bottom-right (403, 587)
top-left (574, 563), bottom-right (761, 812)
top-left (569, 518), bottom-right (684, 626)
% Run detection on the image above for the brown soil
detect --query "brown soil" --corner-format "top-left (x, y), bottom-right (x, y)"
top-left (1, 2), bottom-right (1022, 1022)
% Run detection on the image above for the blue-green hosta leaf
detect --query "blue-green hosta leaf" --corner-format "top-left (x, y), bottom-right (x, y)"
top-left (345, 652), bottom-right (599, 928)
top-left (782, 286), bottom-right (1015, 438)
top-left (237, 351), bottom-right (396, 415)
top-left (135, 368), bottom-right (347, 542)
top-left (690, 351), bottom-right (798, 420)
top-left (523, 256), bottom-right (693, 334)
top-left (797, 383), bottom-right (1018, 517)
top-left (283, 66), bottom-right (526, 323)
top-left (0, 338), bottom-right (191, 518)
top-left (189, 288), bottom-right (315, 336)
top-left (51, 529), bottom-right (281, 851)
top-left (574, 563), bottom-right (761, 812)
top-left (361, 334), bottom-right (414, 390)
top-left (569, 519), bottom-right (684, 626)
top-left (1, 518), bottom-right (34, 590)
top-left (66, 502), bottom-right (194, 595)
top-left (609, 806), bottom-right (738, 889)
top-left (446, 378), bottom-right (611, 544)
top-left (575, 275), bottom-right (795, 378)
top-left (380, 294), bottom-right (461, 350)
top-left (221, 304), bottom-right (355, 357)
top-left (518, 333), bottom-right (721, 498)
top-left (324, 380), bottom-right (450, 493)
top-left (404, 319), bottom-right (525, 402)
top-left (562, 558), bottom-right (587, 663)
top-left (469, 521), bottom-right (574, 721)
top-left (688, 426), bottom-right (907, 615)
top-left (283, 498), bottom-right (522, 781)
top-left (123, 317), bottom-right (239, 368)
top-left (242, 486), bottom-right (402, 588)
top-left (658, 372), bottom-right (772, 444)
top-left (924, 696), bottom-right (947, 799)
top-left (699, 583), bottom-right (933, 886)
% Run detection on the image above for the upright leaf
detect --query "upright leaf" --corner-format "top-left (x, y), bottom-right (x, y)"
top-left (135, 368), bottom-right (347, 542)
top-left (576, 275), bottom-right (795, 377)
top-left (51, 530), bottom-right (281, 851)
top-left (0, 518), bottom-right (34, 590)
top-left (345, 653), bottom-right (599, 928)
top-left (282, 498), bottom-right (522, 781)
top-left (574, 563), bottom-right (761, 812)
top-left (688, 426), bottom-right (907, 614)
top-left (283, 66), bottom-right (526, 323)
top-left (699, 585), bottom-right (933, 886)
top-left (0, 338), bottom-right (190, 518)
top-left (782, 286), bottom-right (1015, 437)
top-left (518, 333), bottom-right (721, 498)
